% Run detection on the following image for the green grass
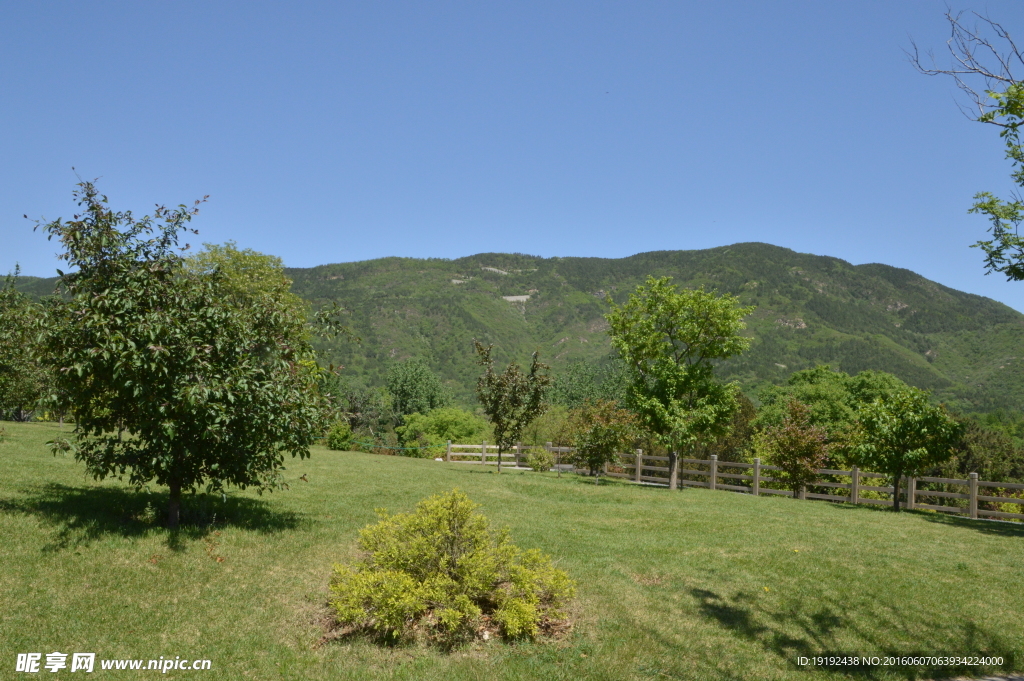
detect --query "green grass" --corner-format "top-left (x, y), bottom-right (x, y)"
top-left (1, 421), bottom-right (1022, 680)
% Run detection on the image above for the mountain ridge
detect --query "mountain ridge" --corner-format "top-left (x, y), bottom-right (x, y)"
top-left (16, 242), bottom-right (1024, 412)
top-left (283, 242), bottom-right (1024, 411)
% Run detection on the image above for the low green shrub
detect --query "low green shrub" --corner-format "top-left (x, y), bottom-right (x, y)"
top-left (395, 408), bottom-right (489, 458)
top-left (328, 489), bottom-right (575, 646)
top-left (326, 421), bottom-right (353, 451)
top-left (526, 448), bottom-right (554, 472)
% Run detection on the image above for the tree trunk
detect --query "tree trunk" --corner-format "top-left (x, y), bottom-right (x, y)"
top-left (497, 447), bottom-right (502, 473)
top-left (168, 478), bottom-right (182, 529)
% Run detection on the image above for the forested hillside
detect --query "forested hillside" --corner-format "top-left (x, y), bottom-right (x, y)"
top-left (19, 242), bottom-right (1024, 412)
top-left (284, 242), bottom-right (1024, 412)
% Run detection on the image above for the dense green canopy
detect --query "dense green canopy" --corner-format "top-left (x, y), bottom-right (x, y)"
top-left (35, 182), bottom-right (330, 528)
top-left (606, 276), bottom-right (753, 452)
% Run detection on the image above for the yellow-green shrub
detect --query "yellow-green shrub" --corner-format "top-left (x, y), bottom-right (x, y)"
top-left (328, 490), bottom-right (575, 645)
top-left (326, 421), bottom-right (352, 450)
top-left (526, 448), bottom-right (554, 472)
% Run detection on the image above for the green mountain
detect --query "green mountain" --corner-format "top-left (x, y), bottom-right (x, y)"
top-left (284, 242), bottom-right (1024, 412)
top-left (17, 242), bottom-right (1024, 412)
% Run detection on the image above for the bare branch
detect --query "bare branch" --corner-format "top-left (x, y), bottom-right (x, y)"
top-left (907, 8), bottom-right (1024, 123)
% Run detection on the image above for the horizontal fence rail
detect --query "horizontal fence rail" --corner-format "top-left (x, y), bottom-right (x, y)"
top-left (443, 441), bottom-right (540, 469)
top-left (439, 441), bottom-right (1024, 522)
top-left (609, 452), bottom-right (1024, 521)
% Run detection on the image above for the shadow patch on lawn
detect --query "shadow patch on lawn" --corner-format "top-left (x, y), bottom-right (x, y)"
top-left (0, 483), bottom-right (305, 551)
top-left (915, 510), bottom-right (1024, 538)
top-left (690, 588), bottom-right (1018, 679)
top-left (829, 502), bottom-right (1024, 537)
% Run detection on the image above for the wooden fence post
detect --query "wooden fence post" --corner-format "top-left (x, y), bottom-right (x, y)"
top-left (446, 440), bottom-right (452, 462)
top-left (851, 466), bottom-right (860, 505)
top-left (906, 477), bottom-right (916, 511)
top-left (753, 458), bottom-right (760, 496)
top-left (634, 449), bottom-right (643, 483)
top-left (709, 455), bottom-right (718, 491)
top-left (515, 441), bottom-right (522, 468)
top-left (969, 472), bottom-right (978, 519)
top-left (669, 452), bottom-right (678, 490)
top-left (482, 440), bottom-right (487, 465)
top-left (798, 485), bottom-right (806, 500)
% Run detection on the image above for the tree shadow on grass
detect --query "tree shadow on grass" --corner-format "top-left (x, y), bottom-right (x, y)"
top-left (914, 510), bottom-right (1024, 538)
top-left (0, 483), bottom-right (306, 552)
top-left (830, 502), bottom-right (1024, 538)
top-left (688, 587), bottom-right (1018, 679)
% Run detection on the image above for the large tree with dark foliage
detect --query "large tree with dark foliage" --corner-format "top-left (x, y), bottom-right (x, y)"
top-left (35, 181), bottom-right (330, 528)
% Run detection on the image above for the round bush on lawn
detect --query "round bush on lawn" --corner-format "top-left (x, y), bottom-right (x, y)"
top-left (526, 448), bottom-right (554, 472)
top-left (328, 489), bottom-right (575, 646)
top-left (326, 421), bottom-right (352, 450)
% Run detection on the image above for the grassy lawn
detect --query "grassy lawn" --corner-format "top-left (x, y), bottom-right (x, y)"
top-left (1, 421), bottom-right (1022, 680)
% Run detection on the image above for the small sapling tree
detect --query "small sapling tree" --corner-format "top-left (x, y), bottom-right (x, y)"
top-left (754, 399), bottom-right (831, 496)
top-left (564, 399), bottom-right (639, 483)
top-left (851, 387), bottom-right (963, 512)
top-left (474, 341), bottom-right (551, 472)
top-left (34, 181), bottom-right (330, 528)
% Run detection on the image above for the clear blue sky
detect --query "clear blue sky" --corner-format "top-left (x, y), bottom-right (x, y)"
top-left (4, 1), bottom-right (1024, 310)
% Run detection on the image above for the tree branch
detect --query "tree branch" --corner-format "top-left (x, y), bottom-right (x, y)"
top-left (907, 9), bottom-right (1024, 124)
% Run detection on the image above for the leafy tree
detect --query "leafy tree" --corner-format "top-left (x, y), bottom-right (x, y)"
top-left (933, 413), bottom-right (1024, 484)
top-left (185, 241), bottom-right (309, 319)
top-left (0, 268), bottom-right (48, 421)
top-left (910, 11), bottom-right (1024, 279)
top-left (474, 341), bottom-right (552, 472)
top-left (851, 387), bottom-right (963, 512)
top-left (754, 366), bottom-right (910, 466)
top-left (753, 399), bottom-right (831, 495)
top-left (605, 276), bottom-right (754, 456)
top-left (550, 359), bottom-right (628, 410)
top-left (519, 404), bottom-right (569, 447)
top-left (320, 373), bottom-right (391, 433)
top-left (34, 181), bottom-right (330, 528)
top-left (976, 409), bottom-right (1024, 449)
top-left (563, 399), bottom-right (639, 482)
top-left (385, 358), bottom-right (451, 423)
top-left (693, 392), bottom-right (757, 463)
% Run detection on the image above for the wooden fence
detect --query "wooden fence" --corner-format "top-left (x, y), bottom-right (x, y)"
top-left (444, 441), bottom-right (538, 469)
top-left (443, 441), bottom-right (1024, 521)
